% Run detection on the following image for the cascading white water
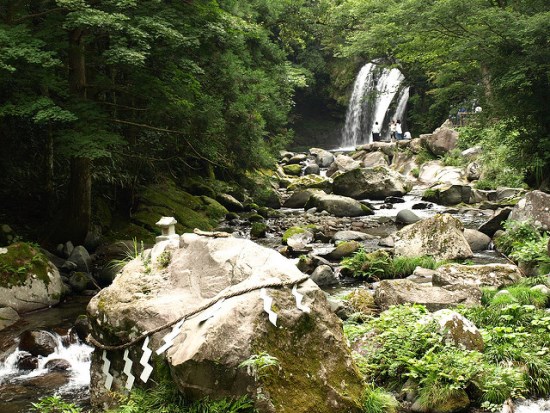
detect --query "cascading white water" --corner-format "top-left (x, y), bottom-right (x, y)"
top-left (341, 63), bottom-right (408, 148)
top-left (0, 330), bottom-right (93, 393)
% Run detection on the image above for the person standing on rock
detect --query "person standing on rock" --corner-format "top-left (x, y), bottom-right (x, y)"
top-left (389, 120), bottom-right (396, 141)
top-left (395, 120), bottom-right (403, 140)
top-left (372, 122), bottom-right (381, 142)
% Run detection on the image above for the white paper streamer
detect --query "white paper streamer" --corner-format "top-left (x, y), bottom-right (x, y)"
top-left (102, 350), bottom-right (113, 390)
top-left (156, 318), bottom-right (185, 355)
top-left (122, 348), bottom-right (135, 390)
top-left (260, 288), bottom-right (278, 326)
top-left (139, 336), bottom-right (154, 383)
top-left (292, 284), bottom-right (311, 313)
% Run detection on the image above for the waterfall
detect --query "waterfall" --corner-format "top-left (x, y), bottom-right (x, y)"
top-left (340, 63), bottom-right (408, 148)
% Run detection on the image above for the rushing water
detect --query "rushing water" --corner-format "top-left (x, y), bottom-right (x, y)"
top-left (0, 298), bottom-right (92, 413)
top-left (341, 63), bottom-right (408, 148)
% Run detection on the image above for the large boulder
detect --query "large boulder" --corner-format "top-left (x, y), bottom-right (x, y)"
top-left (359, 152), bottom-right (389, 168)
top-left (432, 264), bottom-right (522, 288)
top-left (332, 166), bottom-right (411, 200)
top-left (309, 148), bottom-right (335, 168)
top-left (424, 126), bottom-right (459, 156)
top-left (374, 279), bottom-right (481, 311)
top-left (509, 190), bottom-right (550, 231)
top-left (87, 234), bottom-right (364, 413)
top-left (394, 214), bottom-right (473, 261)
top-left (305, 193), bottom-right (373, 217)
top-left (67, 245), bottom-right (92, 273)
top-left (19, 330), bottom-right (58, 357)
top-left (326, 155), bottom-right (361, 178)
top-left (0, 243), bottom-right (63, 313)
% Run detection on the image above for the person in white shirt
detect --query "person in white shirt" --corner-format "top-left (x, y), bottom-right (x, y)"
top-left (372, 122), bottom-right (381, 142)
top-left (395, 120), bottom-right (403, 140)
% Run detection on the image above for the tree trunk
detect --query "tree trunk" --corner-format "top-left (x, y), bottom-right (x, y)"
top-left (65, 28), bottom-right (91, 243)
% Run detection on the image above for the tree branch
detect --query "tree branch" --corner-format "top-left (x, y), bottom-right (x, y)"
top-left (109, 118), bottom-right (224, 168)
top-left (13, 8), bottom-right (65, 23)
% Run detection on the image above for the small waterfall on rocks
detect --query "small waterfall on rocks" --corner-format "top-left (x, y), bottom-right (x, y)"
top-left (340, 63), bottom-right (408, 148)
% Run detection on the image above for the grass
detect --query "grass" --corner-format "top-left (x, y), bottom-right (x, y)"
top-left (361, 384), bottom-right (398, 413)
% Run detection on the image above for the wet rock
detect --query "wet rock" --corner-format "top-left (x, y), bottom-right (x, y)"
top-left (16, 353), bottom-right (38, 370)
top-left (395, 209), bottom-right (420, 225)
top-left (309, 148), bottom-right (334, 168)
top-left (411, 202), bottom-right (431, 210)
top-left (509, 190), bottom-right (550, 231)
top-left (394, 214), bottom-right (473, 261)
top-left (0, 307), bottom-right (19, 331)
top-left (432, 263), bottom-right (522, 288)
top-left (384, 196), bottom-right (405, 204)
top-left (72, 315), bottom-right (90, 342)
top-left (305, 193), bottom-right (373, 217)
top-left (286, 231), bottom-right (314, 252)
top-left (45, 358), bottom-right (71, 371)
top-left (19, 330), bottom-right (57, 357)
top-left (62, 241), bottom-right (74, 259)
top-left (310, 265), bottom-right (338, 287)
top-left (463, 229), bottom-right (491, 251)
top-left (333, 166), bottom-right (411, 200)
top-left (478, 207), bottom-right (512, 236)
top-left (375, 279), bottom-right (481, 312)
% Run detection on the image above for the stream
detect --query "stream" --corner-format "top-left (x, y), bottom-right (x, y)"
top-left (0, 190), bottom-right (548, 412)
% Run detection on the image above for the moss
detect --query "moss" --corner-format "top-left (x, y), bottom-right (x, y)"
top-left (0, 242), bottom-right (51, 288)
top-left (251, 291), bottom-right (363, 413)
top-left (282, 227), bottom-right (308, 244)
top-left (422, 188), bottom-right (440, 202)
top-left (250, 223), bottom-right (268, 239)
top-left (128, 180), bottom-right (228, 236)
top-left (287, 175), bottom-right (331, 192)
top-left (282, 164), bottom-right (302, 176)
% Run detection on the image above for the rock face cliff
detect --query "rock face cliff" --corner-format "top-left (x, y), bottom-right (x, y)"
top-left (87, 233), bottom-right (363, 413)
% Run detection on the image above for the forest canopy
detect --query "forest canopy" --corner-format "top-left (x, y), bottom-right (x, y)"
top-left (0, 0), bottom-right (548, 242)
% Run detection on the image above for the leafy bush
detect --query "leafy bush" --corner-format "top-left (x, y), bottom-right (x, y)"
top-left (32, 396), bottom-right (81, 413)
top-left (440, 149), bottom-right (467, 167)
top-left (361, 384), bottom-right (398, 413)
top-left (494, 220), bottom-right (550, 273)
top-left (340, 249), bottom-right (442, 280)
top-left (415, 147), bottom-right (437, 165)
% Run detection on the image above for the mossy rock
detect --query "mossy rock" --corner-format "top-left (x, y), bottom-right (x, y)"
top-left (347, 289), bottom-right (376, 314)
top-left (283, 164), bottom-right (303, 176)
top-left (130, 180), bottom-right (228, 236)
top-left (0, 243), bottom-right (51, 288)
top-left (329, 241), bottom-right (362, 260)
top-left (282, 225), bottom-right (319, 244)
top-left (250, 222), bottom-right (268, 239)
top-left (287, 175), bottom-right (332, 192)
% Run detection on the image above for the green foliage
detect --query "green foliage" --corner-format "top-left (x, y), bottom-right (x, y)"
top-left (340, 249), bottom-right (442, 280)
top-left (414, 148), bottom-right (437, 166)
top-left (0, 242), bottom-right (51, 288)
top-left (157, 251), bottom-right (172, 268)
top-left (31, 396), bottom-right (81, 413)
top-left (440, 149), bottom-right (467, 167)
top-left (361, 384), bottom-right (398, 413)
top-left (494, 220), bottom-right (550, 273)
top-left (238, 352), bottom-right (280, 380)
top-left (109, 371), bottom-right (256, 413)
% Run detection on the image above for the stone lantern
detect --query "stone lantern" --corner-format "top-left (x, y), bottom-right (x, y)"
top-left (155, 217), bottom-right (178, 243)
